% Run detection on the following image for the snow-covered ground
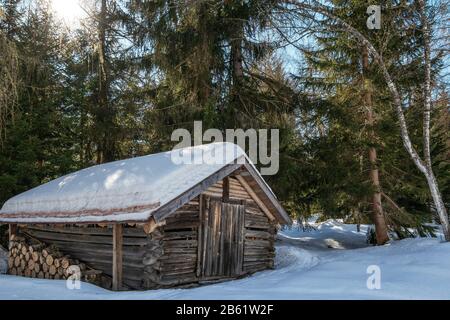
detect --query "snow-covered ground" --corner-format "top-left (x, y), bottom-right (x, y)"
top-left (1, 220), bottom-right (450, 300)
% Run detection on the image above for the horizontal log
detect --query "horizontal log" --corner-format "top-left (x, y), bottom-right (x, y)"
top-left (25, 225), bottom-right (148, 238)
top-left (162, 230), bottom-right (197, 240)
top-left (244, 256), bottom-right (274, 263)
top-left (163, 222), bottom-right (199, 230)
top-left (41, 239), bottom-right (145, 254)
top-left (160, 268), bottom-right (197, 277)
top-left (160, 262), bottom-right (197, 270)
top-left (159, 254), bottom-right (197, 263)
top-left (245, 213), bottom-right (270, 223)
top-left (243, 265), bottom-right (269, 273)
top-left (163, 240), bottom-right (197, 248)
top-left (52, 247), bottom-right (145, 265)
top-left (244, 221), bottom-right (273, 230)
top-left (168, 210), bottom-right (199, 218)
top-left (244, 249), bottom-right (275, 256)
top-left (229, 189), bottom-right (252, 198)
top-left (245, 207), bottom-right (265, 216)
top-left (204, 186), bottom-right (223, 194)
top-left (84, 261), bottom-right (144, 280)
top-left (24, 229), bottom-right (148, 246)
top-left (243, 260), bottom-right (273, 267)
top-left (245, 229), bottom-right (275, 240)
top-left (244, 239), bottom-right (274, 248)
top-left (159, 273), bottom-right (198, 284)
top-left (162, 248), bottom-right (196, 255)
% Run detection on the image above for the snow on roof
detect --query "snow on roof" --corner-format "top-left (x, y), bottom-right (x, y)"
top-left (0, 142), bottom-right (248, 224)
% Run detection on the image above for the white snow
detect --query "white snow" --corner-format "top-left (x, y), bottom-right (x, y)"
top-left (1, 219), bottom-right (450, 299)
top-left (0, 142), bottom-right (247, 223)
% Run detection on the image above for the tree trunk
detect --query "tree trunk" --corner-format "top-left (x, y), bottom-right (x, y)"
top-left (229, 22), bottom-right (244, 127)
top-left (230, 27), bottom-right (244, 83)
top-left (96, 0), bottom-right (115, 163)
top-left (425, 169), bottom-right (450, 240)
top-left (362, 45), bottom-right (390, 245)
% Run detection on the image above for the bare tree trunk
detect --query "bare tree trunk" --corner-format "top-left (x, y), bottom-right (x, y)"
top-left (96, 0), bottom-right (115, 164)
top-left (362, 45), bottom-right (390, 245)
top-left (231, 24), bottom-right (244, 83)
top-left (229, 20), bottom-right (244, 126)
top-left (287, 0), bottom-right (450, 241)
top-left (0, 31), bottom-right (18, 143)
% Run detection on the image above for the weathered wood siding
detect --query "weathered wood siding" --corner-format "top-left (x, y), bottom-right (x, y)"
top-left (243, 201), bottom-right (276, 273)
top-left (198, 197), bottom-right (245, 278)
top-left (143, 198), bottom-right (200, 288)
top-left (203, 177), bottom-right (277, 275)
top-left (144, 177), bottom-right (277, 288)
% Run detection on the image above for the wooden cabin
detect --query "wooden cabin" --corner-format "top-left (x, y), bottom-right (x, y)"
top-left (0, 142), bottom-right (291, 290)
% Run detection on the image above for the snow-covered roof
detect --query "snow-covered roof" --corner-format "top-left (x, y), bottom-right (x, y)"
top-left (0, 142), bottom-right (290, 224)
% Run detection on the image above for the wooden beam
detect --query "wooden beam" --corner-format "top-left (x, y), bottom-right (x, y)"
top-left (235, 175), bottom-right (276, 221)
top-left (242, 163), bottom-right (292, 225)
top-left (222, 177), bottom-right (230, 202)
top-left (9, 224), bottom-right (17, 241)
top-left (112, 224), bottom-right (123, 291)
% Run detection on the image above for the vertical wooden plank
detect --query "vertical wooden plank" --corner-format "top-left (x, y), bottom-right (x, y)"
top-left (208, 201), bottom-right (219, 276)
top-left (206, 201), bottom-right (213, 276)
top-left (218, 203), bottom-right (226, 276)
top-left (223, 177), bottom-right (230, 202)
top-left (232, 205), bottom-right (238, 275)
top-left (9, 224), bottom-right (17, 241)
top-left (213, 202), bottom-right (221, 275)
top-left (227, 205), bottom-right (234, 276)
top-left (202, 196), bottom-right (210, 276)
top-left (237, 205), bottom-right (245, 275)
top-left (112, 224), bottom-right (123, 291)
top-left (197, 195), bottom-right (204, 277)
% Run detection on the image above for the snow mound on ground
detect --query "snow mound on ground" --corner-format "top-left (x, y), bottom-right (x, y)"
top-left (275, 245), bottom-right (319, 270)
top-left (278, 219), bottom-right (369, 250)
top-left (0, 246), bottom-right (7, 274)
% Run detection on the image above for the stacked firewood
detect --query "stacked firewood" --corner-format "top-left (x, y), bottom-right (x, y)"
top-left (7, 235), bottom-right (86, 280)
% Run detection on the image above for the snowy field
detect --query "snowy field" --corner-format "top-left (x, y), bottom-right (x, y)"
top-left (1, 220), bottom-right (450, 300)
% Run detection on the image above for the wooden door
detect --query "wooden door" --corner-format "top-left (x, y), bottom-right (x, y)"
top-left (198, 196), bottom-right (245, 278)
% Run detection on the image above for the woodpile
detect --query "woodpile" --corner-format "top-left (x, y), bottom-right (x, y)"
top-left (8, 234), bottom-right (86, 281)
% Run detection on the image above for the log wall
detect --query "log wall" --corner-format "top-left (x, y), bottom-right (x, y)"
top-left (142, 198), bottom-right (200, 288)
